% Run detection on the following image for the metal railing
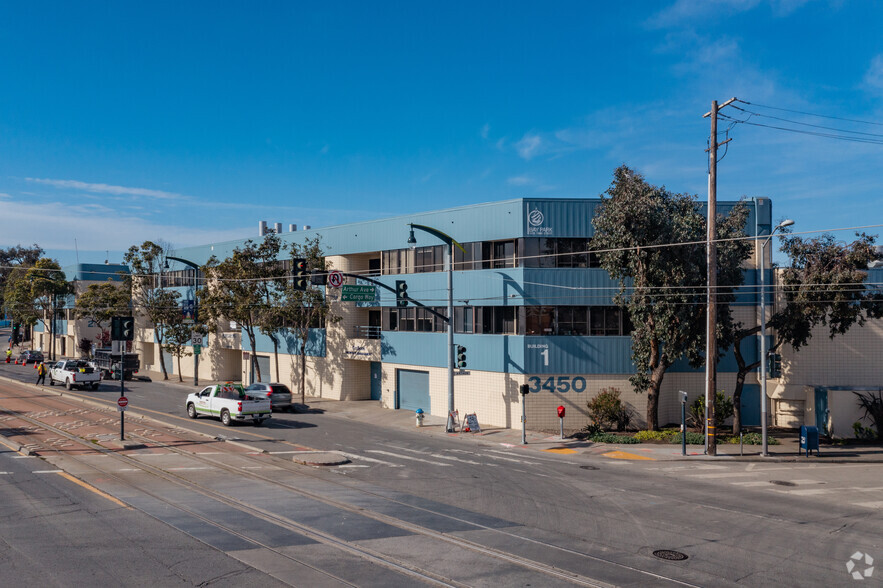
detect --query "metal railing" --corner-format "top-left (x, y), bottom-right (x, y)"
top-left (352, 325), bottom-right (381, 340)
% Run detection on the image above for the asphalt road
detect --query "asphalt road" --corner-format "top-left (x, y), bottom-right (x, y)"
top-left (0, 357), bottom-right (881, 586)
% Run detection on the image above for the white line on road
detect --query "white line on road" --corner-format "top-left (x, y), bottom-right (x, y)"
top-left (686, 472), bottom-right (759, 479)
top-left (338, 452), bottom-right (404, 467)
top-left (365, 450), bottom-right (452, 467)
top-left (385, 445), bottom-right (494, 466)
top-left (485, 449), bottom-right (578, 465)
top-left (772, 488), bottom-right (831, 496)
top-left (853, 501), bottom-right (883, 509)
top-left (33, 470), bottom-right (63, 474)
top-left (730, 481), bottom-right (773, 487)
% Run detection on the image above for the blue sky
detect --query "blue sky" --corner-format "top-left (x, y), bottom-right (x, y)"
top-left (1, 0), bottom-right (882, 267)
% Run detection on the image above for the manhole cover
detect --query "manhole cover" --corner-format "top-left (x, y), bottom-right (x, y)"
top-left (580, 465), bottom-right (598, 470)
top-left (770, 480), bottom-right (796, 487)
top-left (653, 550), bottom-right (688, 561)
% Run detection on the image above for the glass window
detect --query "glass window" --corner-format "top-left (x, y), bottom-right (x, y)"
top-left (558, 239), bottom-right (589, 268)
top-left (398, 308), bottom-right (415, 332)
top-left (525, 306), bottom-right (555, 335)
top-left (453, 242), bottom-right (477, 271)
top-left (558, 306), bottom-right (589, 335)
top-left (454, 306), bottom-right (474, 333)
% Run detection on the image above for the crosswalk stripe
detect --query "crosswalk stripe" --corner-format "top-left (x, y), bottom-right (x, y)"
top-left (338, 452), bottom-right (403, 467)
top-left (366, 450), bottom-right (452, 467)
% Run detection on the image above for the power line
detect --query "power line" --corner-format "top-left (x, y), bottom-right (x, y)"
top-left (736, 99), bottom-right (883, 128)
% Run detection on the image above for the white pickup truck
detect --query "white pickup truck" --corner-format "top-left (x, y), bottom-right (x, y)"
top-left (49, 359), bottom-right (101, 390)
top-left (185, 383), bottom-right (271, 426)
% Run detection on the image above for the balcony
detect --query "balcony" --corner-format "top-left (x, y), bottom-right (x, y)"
top-left (345, 325), bottom-right (380, 361)
top-left (352, 325), bottom-right (381, 340)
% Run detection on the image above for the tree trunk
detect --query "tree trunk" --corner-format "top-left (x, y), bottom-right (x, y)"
top-left (271, 334), bottom-right (280, 382)
top-left (732, 370), bottom-right (746, 434)
top-left (157, 333), bottom-right (168, 380)
top-left (646, 370), bottom-right (665, 431)
top-left (176, 352), bottom-right (183, 382)
top-left (247, 330), bottom-right (260, 383)
top-left (300, 344), bottom-right (307, 405)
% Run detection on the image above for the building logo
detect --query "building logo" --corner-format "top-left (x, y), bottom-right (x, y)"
top-left (526, 206), bottom-right (552, 236)
top-left (846, 551), bottom-right (874, 580)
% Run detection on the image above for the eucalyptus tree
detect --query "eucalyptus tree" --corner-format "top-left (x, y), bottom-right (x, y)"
top-left (592, 165), bottom-right (751, 430)
top-left (23, 258), bottom-right (71, 361)
top-left (124, 241), bottom-right (178, 380)
top-left (281, 236), bottom-right (340, 405)
top-left (728, 232), bottom-right (883, 433)
top-left (74, 281), bottom-right (132, 345)
top-left (199, 235), bottom-right (282, 383)
top-left (0, 244), bottom-right (43, 343)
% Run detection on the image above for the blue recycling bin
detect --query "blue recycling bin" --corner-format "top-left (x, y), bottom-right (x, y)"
top-left (800, 425), bottom-right (819, 457)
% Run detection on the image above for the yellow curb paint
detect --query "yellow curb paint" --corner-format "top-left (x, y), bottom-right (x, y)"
top-left (603, 450), bottom-right (656, 461)
top-left (542, 448), bottom-right (577, 455)
top-left (58, 472), bottom-right (130, 508)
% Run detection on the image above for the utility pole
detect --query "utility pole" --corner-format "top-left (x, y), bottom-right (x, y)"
top-left (703, 97), bottom-right (736, 456)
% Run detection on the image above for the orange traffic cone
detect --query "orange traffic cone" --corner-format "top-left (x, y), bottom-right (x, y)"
top-left (33, 363), bottom-right (38, 369)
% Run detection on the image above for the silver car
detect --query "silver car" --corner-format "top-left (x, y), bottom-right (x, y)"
top-left (244, 382), bottom-right (293, 412)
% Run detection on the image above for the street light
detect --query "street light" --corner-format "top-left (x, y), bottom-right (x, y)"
top-left (755, 208), bottom-right (794, 457)
top-left (166, 255), bottom-right (202, 386)
top-left (406, 224), bottom-right (465, 432)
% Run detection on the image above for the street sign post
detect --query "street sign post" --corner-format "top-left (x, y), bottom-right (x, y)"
top-left (117, 396), bottom-right (128, 411)
top-left (341, 285), bottom-right (376, 302)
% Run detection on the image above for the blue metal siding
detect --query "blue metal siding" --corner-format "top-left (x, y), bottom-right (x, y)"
top-left (246, 329), bottom-right (326, 357)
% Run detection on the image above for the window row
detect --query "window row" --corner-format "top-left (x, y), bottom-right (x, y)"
top-left (380, 238), bottom-right (602, 275)
top-left (380, 306), bottom-right (631, 336)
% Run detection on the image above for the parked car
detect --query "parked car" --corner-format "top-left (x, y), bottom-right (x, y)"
top-left (49, 360), bottom-right (101, 390)
top-left (244, 382), bottom-right (293, 412)
top-left (185, 383), bottom-right (271, 426)
top-left (17, 350), bottom-right (44, 365)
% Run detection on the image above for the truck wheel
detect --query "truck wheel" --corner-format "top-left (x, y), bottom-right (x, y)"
top-left (66, 379), bottom-right (72, 391)
top-left (254, 418), bottom-right (265, 427)
top-left (49, 378), bottom-right (54, 386)
top-left (187, 403), bottom-right (198, 419)
top-left (91, 383), bottom-right (99, 390)
top-left (220, 409), bottom-right (232, 426)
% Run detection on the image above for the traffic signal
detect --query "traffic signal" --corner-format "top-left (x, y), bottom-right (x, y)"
top-left (292, 258), bottom-right (307, 291)
top-left (121, 317), bottom-right (135, 341)
top-left (395, 280), bottom-right (408, 307)
top-left (111, 316), bottom-right (135, 341)
top-left (768, 353), bottom-right (782, 378)
top-left (456, 345), bottom-right (467, 368)
top-left (310, 269), bottom-right (327, 286)
top-left (519, 384), bottom-right (529, 395)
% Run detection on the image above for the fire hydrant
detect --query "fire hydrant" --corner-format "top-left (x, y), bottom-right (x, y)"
top-left (415, 408), bottom-right (425, 427)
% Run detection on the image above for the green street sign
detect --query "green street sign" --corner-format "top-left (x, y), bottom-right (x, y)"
top-left (341, 285), bottom-right (377, 302)
top-left (193, 344), bottom-right (202, 355)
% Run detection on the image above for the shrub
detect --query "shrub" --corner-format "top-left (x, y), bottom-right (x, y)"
top-left (687, 391), bottom-right (735, 431)
top-left (668, 432), bottom-right (706, 445)
top-left (853, 391), bottom-right (883, 441)
top-left (720, 433), bottom-right (780, 445)
top-left (586, 388), bottom-right (633, 431)
top-left (634, 430), bottom-right (677, 442)
top-left (588, 432), bottom-right (642, 444)
top-left (853, 421), bottom-right (877, 441)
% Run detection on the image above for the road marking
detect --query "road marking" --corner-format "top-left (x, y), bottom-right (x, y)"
top-left (686, 472), bottom-right (759, 479)
top-left (773, 489), bottom-right (831, 496)
top-left (485, 449), bottom-right (575, 464)
top-left (58, 472), bottom-right (129, 508)
top-left (853, 501), bottom-right (883, 509)
top-left (730, 481), bottom-right (772, 487)
top-left (385, 445), bottom-right (492, 466)
top-left (338, 452), bottom-right (403, 467)
top-left (166, 467), bottom-right (213, 471)
top-left (365, 450), bottom-right (452, 467)
top-left (0, 472), bottom-right (11, 475)
top-left (337, 464), bottom-right (370, 468)
top-left (543, 448), bottom-right (577, 455)
top-left (33, 470), bottom-right (64, 474)
top-left (603, 451), bottom-right (655, 461)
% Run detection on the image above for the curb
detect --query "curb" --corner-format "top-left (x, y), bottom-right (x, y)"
top-left (289, 451), bottom-right (350, 466)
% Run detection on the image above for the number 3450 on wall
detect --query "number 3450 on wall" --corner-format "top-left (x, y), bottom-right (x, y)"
top-left (527, 376), bottom-right (587, 393)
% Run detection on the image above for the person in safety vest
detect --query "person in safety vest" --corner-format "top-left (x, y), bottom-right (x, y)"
top-left (36, 362), bottom-right (47, 385)
top-left (5, 348), bottom-right (11, 363)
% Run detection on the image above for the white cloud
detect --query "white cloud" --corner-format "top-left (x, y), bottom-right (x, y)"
top-left (515, 133), bottom-right (543, 160)
top-left (646, 0), bottom-right (808, 28)
top-left (507, 175), bottom-right (533, 186)
top-left (0, 192), bottom-right (10, 199)
top-left (480, 123), bottom-right (490, 139)
top-left (864, 54), bottom-right (883, 93)
top-left (24, 178), bottom-right (188, 200)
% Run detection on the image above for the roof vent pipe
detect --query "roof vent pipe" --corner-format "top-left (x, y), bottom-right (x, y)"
top-left (258, 221), bottom-right (267, 236)
top-left (303, 225), bottom-right (311, 230)
top-left (273, 222), bottom-right (282, 235)
top-left (289, 224), bottom-right (297, 232)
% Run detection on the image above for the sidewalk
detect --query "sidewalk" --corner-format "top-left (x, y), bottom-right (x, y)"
top-left (8, 361), bottom-right (883, 464)
top-left (296, 396), bottom-right (883, 463)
